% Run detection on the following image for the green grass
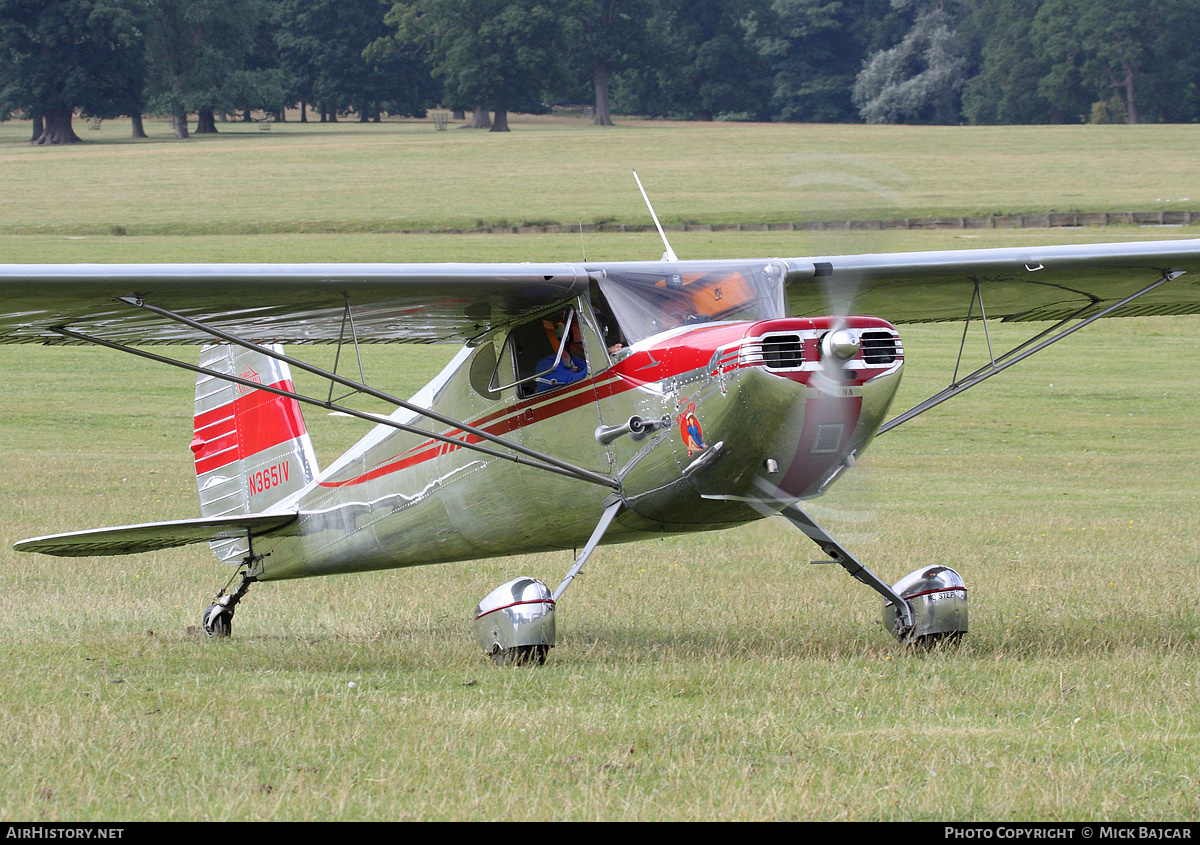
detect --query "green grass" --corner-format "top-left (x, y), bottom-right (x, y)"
top-left (2, 116), bottom-right (1200, 235)
top-left (1, 119), bottom-right (1199, 820)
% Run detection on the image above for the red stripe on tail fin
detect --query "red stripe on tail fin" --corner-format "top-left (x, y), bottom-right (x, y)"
top-left (192, 345), bottom-right (320, 563)
top-left (191, 379), bottom-right (305, 475)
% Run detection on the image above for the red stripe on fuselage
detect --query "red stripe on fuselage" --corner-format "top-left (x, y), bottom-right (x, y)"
top-left (192, 379), bottom-right (306, 474)
top-left (315, 318), bottom-right (871, 490)
top-left (317, 373), bottom-right (625, 488)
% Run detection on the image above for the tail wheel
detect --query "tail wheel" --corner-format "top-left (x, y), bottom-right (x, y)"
top-left (203, 603), bottom-right (232, 638)
top-left (202, 572), bottom-right (253, 640)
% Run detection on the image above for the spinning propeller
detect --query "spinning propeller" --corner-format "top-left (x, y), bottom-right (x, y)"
top-left (807, 265), bottom-right (871, 477)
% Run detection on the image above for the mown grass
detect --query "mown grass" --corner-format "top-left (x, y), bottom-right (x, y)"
top-left (1, 119), bottom-right (1199, 820)
top-left (1, 116), bottom-right (1199, 235)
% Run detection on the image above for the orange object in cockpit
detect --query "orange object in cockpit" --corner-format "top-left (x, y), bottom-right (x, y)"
top-left (655, 271), bottom-right (755, 319)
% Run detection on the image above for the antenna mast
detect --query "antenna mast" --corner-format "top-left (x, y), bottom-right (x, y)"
top-left (633, 170), bottom-right (678, 262)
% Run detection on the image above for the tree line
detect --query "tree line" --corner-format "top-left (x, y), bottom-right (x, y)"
top-left (3, 0), bottom-right (1199, 144)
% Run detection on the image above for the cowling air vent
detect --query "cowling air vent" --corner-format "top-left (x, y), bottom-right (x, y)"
top-left (761, 334), bottom-right (805, 369)
top-left (861, 331), bottom-right (899, 364)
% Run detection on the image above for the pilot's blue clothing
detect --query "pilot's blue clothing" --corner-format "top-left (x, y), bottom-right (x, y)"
top-left (535, 353), bottom-right (587, 392)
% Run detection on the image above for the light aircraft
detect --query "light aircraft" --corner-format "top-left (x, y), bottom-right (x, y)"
top-left (4, 197), bottom-right (1200, 662)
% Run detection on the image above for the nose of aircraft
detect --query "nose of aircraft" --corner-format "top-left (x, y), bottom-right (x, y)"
top-left (679, 316), bottom-right (905, 504)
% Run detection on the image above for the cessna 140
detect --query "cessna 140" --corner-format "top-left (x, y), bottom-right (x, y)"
top-left (4, 210), bottom-right (1200, 662)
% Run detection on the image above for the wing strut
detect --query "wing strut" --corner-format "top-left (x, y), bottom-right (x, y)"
top-left (780, 503), bottom-right (916, 638)
top-left (117, 296), bottom-right (619, 488)
top-left (52, 308), bottom-right (620, 492)
top-left (327, 297), bottom-right (369, 405)
top-left (879, 270), bottom-right (1182, 434)
top-left (953, 279), bottom-right (997, 382)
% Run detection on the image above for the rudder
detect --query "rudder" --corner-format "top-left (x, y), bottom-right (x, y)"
top-left (190, 344), bottom-right (319, 562)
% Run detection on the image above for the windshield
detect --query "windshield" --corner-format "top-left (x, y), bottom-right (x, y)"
top-left (593, 261), bottom-right (787, 345)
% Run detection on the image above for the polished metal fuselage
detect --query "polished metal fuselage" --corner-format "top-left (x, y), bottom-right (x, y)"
top-left (248, 309), bottom-right (904, 582)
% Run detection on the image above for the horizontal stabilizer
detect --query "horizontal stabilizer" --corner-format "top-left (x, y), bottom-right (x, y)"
top-left (14, 513), bottom-right (298, 558)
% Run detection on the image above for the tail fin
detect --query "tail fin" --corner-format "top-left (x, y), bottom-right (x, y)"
top-left (190, 344), bottom-right (319, 562)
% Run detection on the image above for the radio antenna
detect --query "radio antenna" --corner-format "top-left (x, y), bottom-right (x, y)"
top-left (633, 170), bottom-right (678, 262)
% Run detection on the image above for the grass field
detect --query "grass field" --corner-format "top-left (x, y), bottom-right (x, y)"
top-left (0, 117), bottom-right (1198, 821)
top-left (2, 115), bottom-right (1200, 236)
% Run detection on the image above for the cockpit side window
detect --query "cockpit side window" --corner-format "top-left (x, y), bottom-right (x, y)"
top-left (490, 305), bottom-right (594, 399)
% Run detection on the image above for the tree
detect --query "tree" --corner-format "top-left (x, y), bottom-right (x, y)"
top-left (361, 34), bottom-right (440, 119)
top-left (1031, 0), bottom-right (1195, 125)
top-left (561, 0), bottom-right (650, 126)
top-left (852, 0), bottom-right (970, 124)
top-left (0, 0), bottom-right (146, 144)
top-left (395, 0), bottom-right (568, 131)
top-left (759, 0), bottom-right (905, 123)
top-left (1134, 1), bottom-right (1200, 123)
top-left (142, 0), bottom-right (267, 137)
top-left (277, 0), bottom-right (419, 123)
top-left (613, 0), bottom-right (772, 121)
top-left (960, 0), bottom-right (1062, 124)
top-left (233, 3), bottom-right (291, 121)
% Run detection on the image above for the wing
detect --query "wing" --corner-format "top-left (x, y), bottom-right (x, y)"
top-left (0, 263), bottom-right (588, 345)
top-left (785, 239), bottom-right (1200, 323)
top-left (13, 513), bottom-right (299, 557)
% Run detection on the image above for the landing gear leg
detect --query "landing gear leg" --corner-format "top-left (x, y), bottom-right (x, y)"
top-left (781, 504), bottom-right (968, 644)
top-left (203, 570), bottom-right (255, 639)
top-left (474, 496), bottom-right (624, 664)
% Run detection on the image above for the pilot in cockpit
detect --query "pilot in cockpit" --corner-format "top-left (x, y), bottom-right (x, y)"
top-left (535, 312), bottom-right (588, 392)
